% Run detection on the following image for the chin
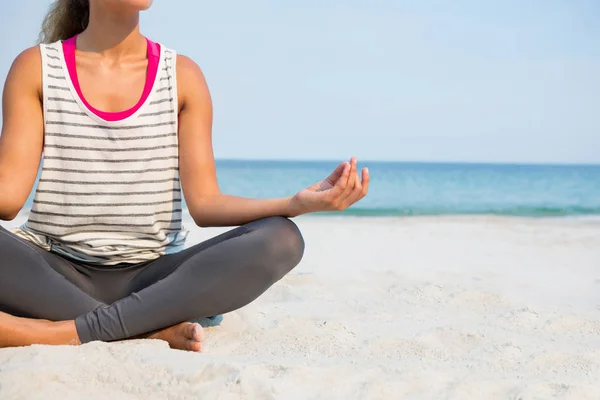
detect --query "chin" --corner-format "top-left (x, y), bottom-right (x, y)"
top-left (131, 0), bottom-right (153, 10)
top-left (105, 0), bottom-right (153, 11)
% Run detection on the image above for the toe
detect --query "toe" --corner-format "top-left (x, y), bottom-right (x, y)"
top-left (189, 323), bottom-right (205, 342)
top-left (187, 339), bottom-right (202, 352)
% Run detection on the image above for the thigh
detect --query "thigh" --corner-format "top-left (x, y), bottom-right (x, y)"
top-left (126, 223), bottom-right (251, 293)
top-left (0, 226), bottom-right (104, 320)
top-left (129, 216), bottom-right (305, 294)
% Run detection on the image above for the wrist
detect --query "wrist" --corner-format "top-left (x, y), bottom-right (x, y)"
top-left (284, 195), bottom-right (303, 218)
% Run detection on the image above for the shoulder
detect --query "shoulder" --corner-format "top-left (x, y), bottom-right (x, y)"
top-left (176, 54), bottom-right (208, 85)
top-left (5, 46), bottom-right (42, 95)
top-left (10, 46), bottom-right (42, 75)
top-left (175, 54), bottom-right (211, 110)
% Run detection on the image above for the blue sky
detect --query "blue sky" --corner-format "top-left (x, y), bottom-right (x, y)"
top-left (1, 0), bottom-right (599, 164)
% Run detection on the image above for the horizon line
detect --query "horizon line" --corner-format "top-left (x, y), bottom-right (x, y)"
top-left (213, 157), bottom-right (600, 167)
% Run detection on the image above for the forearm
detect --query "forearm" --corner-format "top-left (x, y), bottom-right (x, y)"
top-left (189, 194), bottom-right (296, 227)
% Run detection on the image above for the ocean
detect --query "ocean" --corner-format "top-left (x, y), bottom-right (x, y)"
top-left (24, 160), bottom-right (600, 218)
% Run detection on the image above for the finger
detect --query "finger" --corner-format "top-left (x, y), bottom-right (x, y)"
top-left (340, 161), bottom-right (360, 200)
top-left (331, 162), bottom-right (351, 197)
top-left (325, 161), bottom-right (348, 186)
top-left (349, 157), bottom-right (358, 189)
top-left (360, 167), bottom-right (370, 198)
top-left (341, 164), bottom-right (364, 206)
top-left (343, 157), bottom-right (358, 194)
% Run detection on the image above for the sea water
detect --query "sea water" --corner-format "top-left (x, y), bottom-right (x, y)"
top-left (24, 160), bottom-right (600, 218)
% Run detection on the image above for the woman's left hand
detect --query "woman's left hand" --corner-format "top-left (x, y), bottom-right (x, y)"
top-left (288, 157), bottom-right (370, 217)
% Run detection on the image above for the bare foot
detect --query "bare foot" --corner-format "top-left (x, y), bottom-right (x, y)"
top-left (0, 312), bottom-right (205, 352)
top-left (0, 312), bottom-right (80, 348)
top-left (148, 322), bottom-right (205, 352)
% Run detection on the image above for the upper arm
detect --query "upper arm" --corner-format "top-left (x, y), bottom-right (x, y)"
top-left (0, 46), bottom-right (44, 219)
top-left (176, 54), bottom-right (221, 214)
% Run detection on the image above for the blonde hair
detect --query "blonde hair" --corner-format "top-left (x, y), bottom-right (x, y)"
top-left (38, 0), bottom-right (90, 44)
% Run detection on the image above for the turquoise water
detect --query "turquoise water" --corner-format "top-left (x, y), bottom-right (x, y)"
top-left (25, 160), bottom-right (600, 218)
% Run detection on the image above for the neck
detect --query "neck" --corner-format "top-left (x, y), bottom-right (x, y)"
top-left (77, 4), bottom-right (145, 58)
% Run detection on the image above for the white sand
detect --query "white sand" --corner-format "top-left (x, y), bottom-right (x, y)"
top-left (1, 215), bottom-right (600, 399)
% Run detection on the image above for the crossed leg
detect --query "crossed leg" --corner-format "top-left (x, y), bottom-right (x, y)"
top-left (0, 217), bottom-right (304, 351)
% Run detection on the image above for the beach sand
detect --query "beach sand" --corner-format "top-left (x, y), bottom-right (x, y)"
top-left (1, 215), bottom-right (599, 399)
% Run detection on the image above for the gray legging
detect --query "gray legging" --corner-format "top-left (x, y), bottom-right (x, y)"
top-left (0, 217), bottom-right (304, 343)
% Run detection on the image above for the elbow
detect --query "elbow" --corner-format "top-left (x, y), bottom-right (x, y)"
top-left (0, 210), bottom-right (20, 221)
top-left (0, 202), bottom-right (23, 221)
top-left (187, 202), bottom-right (208, 227)
top-left (190, 213), bottom-right (213, 228)
top-left (186, 193), bottom-right (221, 228)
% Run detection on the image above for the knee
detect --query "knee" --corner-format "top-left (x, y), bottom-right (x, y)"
top-left (262, 217), bottom-right (305, 264)
top-left (254, 217), bottom-right (305, 280)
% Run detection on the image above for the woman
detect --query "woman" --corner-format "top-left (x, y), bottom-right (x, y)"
top-left (0, 0), bottom-right (369, 352)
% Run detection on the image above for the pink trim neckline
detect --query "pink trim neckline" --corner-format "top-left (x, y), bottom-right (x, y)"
top-left (62, 35), bottom-right (160, 122)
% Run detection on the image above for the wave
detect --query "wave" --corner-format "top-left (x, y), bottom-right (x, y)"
top-left (307, 206), bottom-right (600, 218)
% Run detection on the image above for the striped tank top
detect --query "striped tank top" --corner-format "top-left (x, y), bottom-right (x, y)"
top-left (13, 38), bottom-right (188, 265)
